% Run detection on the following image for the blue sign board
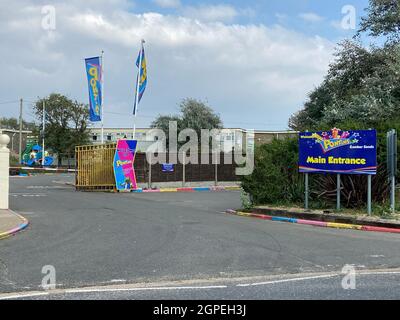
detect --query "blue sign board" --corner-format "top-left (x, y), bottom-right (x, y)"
top-left (299, 128), bottom-right (377, 175)
top-left (162, 163), bottom-right (174, 172)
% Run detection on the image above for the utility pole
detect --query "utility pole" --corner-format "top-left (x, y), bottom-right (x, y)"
top-left (19, 98), bottom-right (23, 164)
top-left (42, 99), bottom-right (46, 166)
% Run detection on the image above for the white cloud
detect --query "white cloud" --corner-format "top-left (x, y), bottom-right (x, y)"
top-left (0, 1), bottom-right (335, 130)
top-left (299, 12), bottom-right (325, 23)
top-left (182, 4), bottom-right (239, 23)
top-left (153, 0), bottom-right (181, 9)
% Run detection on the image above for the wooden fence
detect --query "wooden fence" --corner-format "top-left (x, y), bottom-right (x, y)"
top-left (75, 143), bottom-right (240, 191)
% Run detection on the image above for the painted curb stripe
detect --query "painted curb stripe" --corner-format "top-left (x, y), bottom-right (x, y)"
top-left (326, 222), bottom-right (363, 230)
top-left (159, 188), bottom-right (178, 193)
top-left (0, 211), bottom-right (29, 240)
top-left (192, 187), bottom-right (211, 191)
top-left (224, 186), bottom-right (241, 191)
top-left (272, 216), bottom-right (297, 223)
top-left (296, 219), bottom-right (327, 227)
top-left (227, 210), bottom-right (400, 234)
top-left (250, 213), bottom-right (272, 220)
top-left (361, 226), bottom-right (400, 234)
top-left (133, 186), bottom-right (240, 193)
top-left (177, 188), bottom-right (195, 192)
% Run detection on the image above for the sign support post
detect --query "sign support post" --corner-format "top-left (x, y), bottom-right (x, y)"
top-left (387, 129), bottom-right (397, 213)
top-left (336, 174), bottom-right (341, 211)
top-left (148, 153), bottom-right (152, 189)
top-left (367, 175), bottom-right (372, 215)
top-left (182, 152), bottom-right (186, 187)
top-left (391, 176), bottom-right (395, 213)
top-left (304, 173), bottom-right (309, 210)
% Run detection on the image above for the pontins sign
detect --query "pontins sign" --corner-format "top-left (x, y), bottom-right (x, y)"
top-left (299, 128), bottom-right (377, 175)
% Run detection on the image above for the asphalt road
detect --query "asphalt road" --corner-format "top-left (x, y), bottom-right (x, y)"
top-left (1, 174), bottom-right (400, 299)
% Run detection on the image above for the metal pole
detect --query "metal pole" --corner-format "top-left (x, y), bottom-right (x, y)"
top-left (214, 150), bottom-right (218, 186)
top-left (391, 176), bottom-right (396, 213)
top-left (305, 173), bottom-right (309, 210)
top-left (148, 153), bottom-right (152, 189)
top-left (100, 50), bottom-right (104, 144)
top-left (18, 98), bottom-right (23, 164)
top-left (336, 174), bottom-right (341, 211)
top-left (391, 129), bottom-right (397, 213)
top-left (182, 151), bottom-right (185, 187)
top-left (42, 99), bottom-right (45, 166)
top-left (367, 175), bottom-right (372, 215)
top-left (11, 133), bottom-right (16, 153)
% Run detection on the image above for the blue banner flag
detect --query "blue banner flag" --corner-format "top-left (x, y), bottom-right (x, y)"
top-left (133, 43), bottom-right (147, 115)
top-left (85, 56), bottom-right (102, 122)
top-left (299, 128), bottom-right (377, 175)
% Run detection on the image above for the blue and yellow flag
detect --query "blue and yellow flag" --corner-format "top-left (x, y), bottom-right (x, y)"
top-left (133, 43), bottom-right (147, 116)
top-left (85, 56), bottom-right (102, 122)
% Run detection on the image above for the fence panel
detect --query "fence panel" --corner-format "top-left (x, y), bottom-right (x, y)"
top-left (75, 147), bottom-right (241, 191)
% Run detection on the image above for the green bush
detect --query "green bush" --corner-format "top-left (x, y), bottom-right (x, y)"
top-left (241, 138), bottom-right (304, 205)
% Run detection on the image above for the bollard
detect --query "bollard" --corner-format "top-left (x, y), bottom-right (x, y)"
top-left (0, 133), bottom-right (10, 209)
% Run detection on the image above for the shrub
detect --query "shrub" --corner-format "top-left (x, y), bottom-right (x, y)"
top-left (241, 138), bottom-right (304, 205)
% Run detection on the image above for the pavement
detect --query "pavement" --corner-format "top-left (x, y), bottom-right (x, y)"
top-left (0, 209), bottom-right (28, 240)
top-left (1, 174), bottom-right (400, 299)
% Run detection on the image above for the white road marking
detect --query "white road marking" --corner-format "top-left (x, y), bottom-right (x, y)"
top-left (10, 193), bottom-right (47, 197)
top-left (27, 186), bottom-right (69, 189)
top-left (357, 271), bottom-right (400, 276)
top-left (64, 285), bottom-right (228, 294)
top-left (236, 274), bottom-right (340, 287)
top-left (0, 292), bottom-right (49, 300)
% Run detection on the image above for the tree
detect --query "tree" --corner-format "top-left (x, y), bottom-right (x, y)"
top-left (34, 93), bottom-right (90, 158)
top-left (289, 41), bottom-right (400, 131)
top-left (358, 0), bottom-right (400, 43)
top-left (179, 98), bottom-right (223, 135)
top-left (151, 98), bottom-right (223, 143)
top-left (290, 0), bottom-right (400, 131)
top-left (0, 117), bottom-right (37, 132)
top-left (150, 114), bottom-right (182, 135)
top-left (283, 0), bottom-right (400, 209)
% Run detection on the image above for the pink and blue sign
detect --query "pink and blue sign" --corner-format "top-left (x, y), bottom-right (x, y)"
top-left (299, 128), bottom-right (377, 175)
top-left (113, 140), bottom-right (138, 191)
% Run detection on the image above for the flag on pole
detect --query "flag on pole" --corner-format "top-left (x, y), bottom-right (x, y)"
top-left (133, 41), bottom-right (147, 116)
top-left (85, 56), bottom-right (102, 122)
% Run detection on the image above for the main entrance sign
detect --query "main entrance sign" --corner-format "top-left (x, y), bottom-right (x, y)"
top-left (113, 140), bottom-right (138, 191)
top-left (299, 128), bottom-right (377, 175)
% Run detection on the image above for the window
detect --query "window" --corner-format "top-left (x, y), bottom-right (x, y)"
top-left (93, 135), bottom-right (98, 141)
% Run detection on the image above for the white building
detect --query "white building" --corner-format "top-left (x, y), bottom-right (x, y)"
top-left (88, 127), bottom-right (297, 153)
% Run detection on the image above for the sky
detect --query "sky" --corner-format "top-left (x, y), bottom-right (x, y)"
top-left (0, 0), bottom-right (370, 130)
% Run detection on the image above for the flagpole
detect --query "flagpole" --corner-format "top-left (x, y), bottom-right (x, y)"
top-left (133, 39), bottom-right (144, 140)
top-left (42, 99), bottom-right (45, 166)
top-left (101, 50), bottom-right (105, 144)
